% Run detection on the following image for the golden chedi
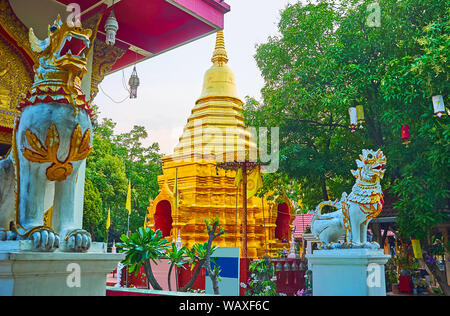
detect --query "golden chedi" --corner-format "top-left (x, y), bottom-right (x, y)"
top-left (146, 31), bottom-right (294, 258)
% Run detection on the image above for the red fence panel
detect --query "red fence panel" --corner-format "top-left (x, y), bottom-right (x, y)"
top-left (272, 259), bottom-right (306, 296)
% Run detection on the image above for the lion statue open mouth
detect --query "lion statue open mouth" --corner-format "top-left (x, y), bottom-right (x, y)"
top-left (30, 15), bottom-right (92, 74)
top-left (0, 15), bottom-right (98, 252)
top-left (310, 149), bottom-right (387, 248)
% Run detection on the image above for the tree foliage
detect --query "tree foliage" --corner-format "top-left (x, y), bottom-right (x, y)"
top-left (83, 118), bottom-right (162, 243)
top-left (245, 0), bottom-right (449, 293)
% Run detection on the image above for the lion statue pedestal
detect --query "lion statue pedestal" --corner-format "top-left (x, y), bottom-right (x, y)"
top-left (0, 240), bottom-right (124, 296)
top-left (306, 149), bottom-right (390, 296)
top-left (306, 248), bottom-right (390, 296)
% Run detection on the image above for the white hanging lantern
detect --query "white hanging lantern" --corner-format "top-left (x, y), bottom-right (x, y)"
top-left (348, 107), bottom-right (357, 132)
top-left (432, 95), bottom-right (446, 118)
top-left (129, 66), bottom-right (140, 99)
top-left (105, 10), bottom-right (119, 46)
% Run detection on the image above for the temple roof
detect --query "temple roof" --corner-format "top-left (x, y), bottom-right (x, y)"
top-left (54, 0), bottom-right (231, 72)
top-left (9, 0), bottom-right (230, 73)
top-left (168, 30), bottom-right (258, 163)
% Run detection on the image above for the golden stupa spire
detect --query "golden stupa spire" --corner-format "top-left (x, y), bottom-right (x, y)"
top-left (170, 28), bottom-right (257, 161)
top-left (197, 30), bottom-right (238, 100)
top-left (211, 30), bottom-right (228, 66)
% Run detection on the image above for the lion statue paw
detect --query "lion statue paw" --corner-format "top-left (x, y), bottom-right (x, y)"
top-left (29, 228), bottom-right (60, 251)
top-left (64, 229), bottom-right (91, 252)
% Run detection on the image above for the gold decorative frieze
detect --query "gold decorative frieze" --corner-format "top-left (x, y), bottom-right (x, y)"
top-left (0, 0), bottom-right (36, 64)
top-left (0, 7), bottom-right (34, 130)
top-left (90, 38), bottom-right (126, 100)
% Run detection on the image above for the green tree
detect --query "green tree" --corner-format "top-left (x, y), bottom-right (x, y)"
top-left (83, 118), bottom-right (163, 243)
top-left (83, 179), bottom-right (103, 239)
top-left (245, 0), bottom-right (449, 293)
top-left (380, 9), bottom-right (449, 294)
top-left (244, 1), bottom-right (363, 206)
top-left (85, 119), bottom-right (128, 242)
top-left (115, 125), bottom-right (162, 233)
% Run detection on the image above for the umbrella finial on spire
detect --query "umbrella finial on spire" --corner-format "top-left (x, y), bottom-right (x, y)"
top-left (211, 30), bottom-right (228, 66)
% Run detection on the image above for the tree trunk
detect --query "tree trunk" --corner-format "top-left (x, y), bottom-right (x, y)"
top-left (419, 258), bottom-right (450, 296)
top-left (204, 225), bottom-right (223, 295)
top-left (321, 177), bottom-right (329, 201)
top-left (380, 224), bottom-right (389, 248)
top-left (175, 265), bottom-right (179, 291)
top-left (370, 222), bottom-right (382, 245)
top-left (204, 240), bottom-right (219, 295)
top-left (206, 266), bottom-right (220, 295)
top-left (168, 264), bottom-right (173, 291)
top-left (418, 245), bottom-right (450, 296)
top-left (143, 260), bottom-right (163, 290)
top-left (90, 225), bottom-right (96, 242)
top-left (181, 259), bottom-right (206, 292)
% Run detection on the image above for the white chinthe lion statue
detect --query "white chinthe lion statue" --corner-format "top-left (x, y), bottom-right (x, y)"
top-left (0, 16), bottom-right (97, 252)
top-left (310, 149), bottom-right (386, 248)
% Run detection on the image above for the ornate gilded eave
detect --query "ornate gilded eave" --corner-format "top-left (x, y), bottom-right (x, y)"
top-left (0, 0), bottom-right (35, 142)
top-left (0, 0), bottom-right (36, 65)
top-left (90, 38), bottom-right (126, 100)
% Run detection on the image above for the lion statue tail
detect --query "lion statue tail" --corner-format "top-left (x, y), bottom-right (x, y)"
top-left (310, 193), bottom-right (347, 244)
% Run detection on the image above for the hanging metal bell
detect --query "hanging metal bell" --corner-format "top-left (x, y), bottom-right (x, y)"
top-left (129, 66), bottom-right (140, 99)
top-left (105, 10), bottom-right (119, 46)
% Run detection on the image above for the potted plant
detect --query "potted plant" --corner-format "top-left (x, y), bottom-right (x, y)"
top-left (386, 257), bottom-right (399, 294)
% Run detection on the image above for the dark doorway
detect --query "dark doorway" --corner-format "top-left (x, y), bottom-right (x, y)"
top-left (275, 202), bottom-right (290, 242)
top-left (154, 200), bottom-right (173, 237)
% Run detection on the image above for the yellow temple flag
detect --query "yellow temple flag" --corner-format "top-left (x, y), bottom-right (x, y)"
top-left (411, 239), bottom-right (423, 259)
top-left (126, 180), bottom-right (132, 215)
top-left (106, 208), bottom-right (111, 230)
top-left (235, 167), bottom-right (263, 199)
top-left (247, 167), bottom-right (263, 199)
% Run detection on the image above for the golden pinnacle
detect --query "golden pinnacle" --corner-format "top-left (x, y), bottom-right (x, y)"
top-left (211, 30), bottom-right (228, 66)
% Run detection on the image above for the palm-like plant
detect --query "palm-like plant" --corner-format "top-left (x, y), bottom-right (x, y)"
top-left (166, 243), bottom-right (187, 291)
top-left (118, 227), bottom-right (169, 290)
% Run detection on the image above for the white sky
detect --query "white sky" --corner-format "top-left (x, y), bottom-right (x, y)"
top-left (94, 0), bottom-right (299, 155)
